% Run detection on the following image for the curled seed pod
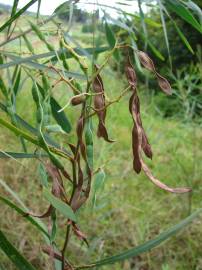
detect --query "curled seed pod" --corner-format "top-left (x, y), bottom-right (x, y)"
top-left (141, 132), bottom-right (152, 159)
top-left (93, 64), bottom-right (114, 143)
top-left (125, 54), bottom-right (190, 193)
top-left (76, 116), bottom-right (86, 160)
top-left (137, 50), bottom-right (172, 95)
top-left (137, 51), bottom-right (155, 72)
top-left (125, 56), bottom-right (137, 89)
top-left (132, 124), bottom-right (141, 173)
top-left (156, 73), bottom-right (172, 95)
top-left (71, 94), bottom-right (86, 106)
top-left (126, 57), bottom-right (152, 166)
top-left (141, 160), bottom-right (191, 193)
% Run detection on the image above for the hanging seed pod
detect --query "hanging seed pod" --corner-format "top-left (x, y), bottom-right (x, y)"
top-left (125, 57), bottom-right (137, 89)
top-left (137, 50), bottom-right (172, 95)
top-left (125, 54), bottom-right (190, 193)
top-left (137, 51), bottom-right (155, 72)
top-left (76, 116), bottom-right (86, 160)
top-left (156, 73), bottom-right (172, 95)
top-left (71, 94), bottom-right (86, 106)
top-left (126, 56), bottom-right (152, 168)
top-left (93, 64), bottom-right (114, 143)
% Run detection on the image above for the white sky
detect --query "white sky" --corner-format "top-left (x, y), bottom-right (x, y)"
top-left (0, 0), bottom-right (146, 16)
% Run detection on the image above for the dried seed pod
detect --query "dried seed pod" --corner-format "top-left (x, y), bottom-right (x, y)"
top-left (132, 124), bottom-right (141, 173)
top-left (76, 116), bottom-right (86, 160)
top-left (71, 95), bottom-right (86, 106)
top-left (137, 51), bottom-right (155, 72)
top-left (125, 56), bottom-right (137, 89)
top-left (156, 73), bottom-right (172, 95)
top-left (141, 132), bottom-right (153, 159)
top-left (141, 160), bottom-right (191, 193)
top-left (125, 53), bottom-right (190, 193)
top-left (137, 50), bottom-right (172, 95)
top-left (93, 64), bottom-right (114, 143)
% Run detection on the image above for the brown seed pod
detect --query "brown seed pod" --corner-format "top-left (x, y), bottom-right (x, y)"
top-left (71, 95), bottom-right (86, 106)
top-left (125, 56), bottom-right (137, 89)
top-left (156, 73), bottom-right (172, 95)
top-left (137, 51), bottom-right (155, 72)
top-left (137, 50), bottom-right (172, 95)
top-left (93, 64), bottom-right (114, 143)
top-left (125, 53), bottom-right (190, 193)
top-left (76, 116), bottom-right (86, 160)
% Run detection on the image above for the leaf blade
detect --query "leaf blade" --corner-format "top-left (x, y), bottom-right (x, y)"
top-left (0, 196), bottom-right (49, 238)
top-left (93, 208), bottom-right (202, 267)
top-left (50, 97), bottom-right (71, 133)
top-left (0, 0), bottom-right (38, 32)
top-left (43, 188), bottom-right (77, 222)
top-left (0, 230), bottom-right (37, 270)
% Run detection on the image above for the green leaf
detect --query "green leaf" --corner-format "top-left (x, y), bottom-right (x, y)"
top-left (37, 0), bottom-right (41, 18)
top-left (0, 75), bottom-right (8, 98)
top-left (140, 33), bottom-right (165, 61)
top-left (157, 0), bottom-right (172, 67)
top-left (22, 33), bottom-right (35, 54)
top-left (105, 21), bottom-right (120, 61)
top-left (37, 163), bottom-right (48, 187)
top-left (7, 0), bottom-right (19, 34)
top-left (0, 230), bottom-right (37, 270)
top-left (0, 0), bottom-right (38, 32)
top-left (0, 117), bottom-right (41, 147)
top-left (105, 22), bottom-right (116, 48)
top-left (0, 196), bottom-right (49, 238)
top-left (147, 40), bottom-right (165, 61)
top-left (185, 1), bottom-right (202, 24)
top-left (43, 188), bottom-right (76, 222)
top-left (0, 151), bottom-right (48, 158)
top-left (45, 124), bottom-right (65, 134)
top-left (92, 208), bottom-right (202, 267)
top-left (173, 21), bottom-right (194, 54)
top-left (54, 1), bottom-right (70, 15)
top-left (50, 97), bottom-right (71, 133)
top-left (0, 47), bottom-right (109, 71)
top-left (85, 118), bottom-right (93, 170)
top-left (92, 169), bottom-right (105, 207)
top-left (29, 21), bottom-right (54, 51)
top-left (167, 0), bottom-right (202, 33)
top-left (13, 67), bottom-right (21, 95)
top-left (0, 101), bottom-right (71, 157)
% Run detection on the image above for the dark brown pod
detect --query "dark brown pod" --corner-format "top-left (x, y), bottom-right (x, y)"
top-left (71, 95), bottom-right (86, 106)
top-left (156, 73), bottom-right (172, 95)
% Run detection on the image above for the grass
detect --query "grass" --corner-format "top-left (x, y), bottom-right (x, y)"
top-left (0, 14), bottom-right (202, 270)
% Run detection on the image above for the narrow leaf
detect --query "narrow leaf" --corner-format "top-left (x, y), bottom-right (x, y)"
top-left (0, 196), bottom-right (49, 238)
top-left (0, 230), bottom-right (37, 270)
top-left (93, 208), bottom-right (202, 267)
top-left (0, 152), bottom-right (48, 158)
top-left (50, 97), bottom-right (71, 133)
top-left (167, 0), bottom-right (202, 33)
top-left (105, 22), bottom-right (116, 48)
top-left (43, 188), bottom-right (77, 222)
top-left (0, 0), bottom-right (38, 32)
top-left (173, 21), bottom-right (194, 54)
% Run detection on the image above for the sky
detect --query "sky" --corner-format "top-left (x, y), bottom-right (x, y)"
top-left (0, 0), bottom-right (146, 16)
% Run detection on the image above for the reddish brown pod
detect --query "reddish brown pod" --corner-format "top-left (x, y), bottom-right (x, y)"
top-left (137, 50), bottom-right (172, 95)
top-left (125, 53), bottom-right (190, 193)
top-left (93, 64), bottom-right (114, 143)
